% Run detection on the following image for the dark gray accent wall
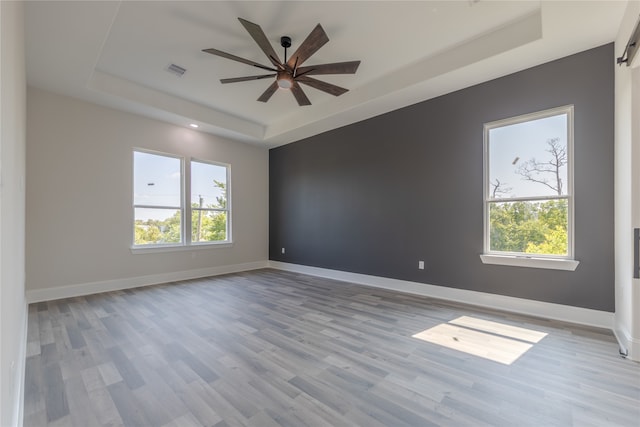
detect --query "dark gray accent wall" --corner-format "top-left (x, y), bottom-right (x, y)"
top-left (269, 43), bottom-right (614, 312)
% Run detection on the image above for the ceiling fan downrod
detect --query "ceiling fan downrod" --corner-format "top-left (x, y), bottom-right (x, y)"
top-left (280, 36), bottom-right (291, 64)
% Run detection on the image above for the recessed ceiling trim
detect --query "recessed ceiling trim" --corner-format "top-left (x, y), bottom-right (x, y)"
top-left (27, 1), bottom-right (624, 148)
top-left (88, 70), bottom-right (265, 139)
top-left (264, 9), bottom-right (543, 145)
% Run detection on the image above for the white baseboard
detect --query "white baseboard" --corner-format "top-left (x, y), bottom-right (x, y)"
top-left (25, 258), bottom-right (616, 331)
top-left (26, 261), bottom-right (269, 303)
top-left (15, 303), bottom-right (27, 427)
top-left (269, 261), bottom-right (614, 330)
top-left (614, 324), bottom-right (640, 362)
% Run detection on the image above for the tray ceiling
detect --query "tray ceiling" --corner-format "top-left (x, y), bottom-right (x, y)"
top-left (25, 1), bottom-right (627, 147)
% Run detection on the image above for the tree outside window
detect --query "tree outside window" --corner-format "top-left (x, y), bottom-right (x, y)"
top-left (484, 106), bottom-right (573, 258)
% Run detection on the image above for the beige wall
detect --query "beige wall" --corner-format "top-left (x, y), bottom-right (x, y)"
top-left (614, 0), bottom-right (640, 361)
top-left (0, 1), bottom-right (27, 425)
top-left (26, 87), bottom-right (269, 295)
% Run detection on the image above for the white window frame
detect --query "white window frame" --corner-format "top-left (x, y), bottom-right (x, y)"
top-left (132, 149), bottom-right (232, 253)
top-left (189, 158), bottom-right (232, 246)
top-left (480, 105), bottom-right (579, 271)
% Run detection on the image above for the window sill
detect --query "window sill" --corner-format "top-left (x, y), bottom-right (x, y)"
top-left (131, 242), bottom-right (233, 254)
top-left (479, 254), bottom-right (579, 271)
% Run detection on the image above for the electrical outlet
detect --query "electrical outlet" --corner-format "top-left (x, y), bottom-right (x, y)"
top-left (418, 260), bottom-right (425, 270)
top-left (281, 247), bottom-right (285, 254)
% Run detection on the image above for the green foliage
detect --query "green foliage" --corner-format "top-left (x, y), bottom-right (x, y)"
top-left (525, 226), bottom-right (567, 255)
top-left (212, 180), bottom-right (227, 209)
top-left (490, 136), bottom-right (569, 256)
top-left (135, 180), bottom-right (227, 245)
top-left (489, 200), bottom-right (567, 255)
top-left (192, 208), bottom-right (227, 242)
top-left (134, 213), bottom-right (181, 245)
top-left (192, 179), bottom-right (227, 242)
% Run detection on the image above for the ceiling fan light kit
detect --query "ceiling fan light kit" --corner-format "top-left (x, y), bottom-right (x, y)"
top-left (277, 71), bottom-right (294, 89)
top-left (202, 18), bottom-right (361, 106)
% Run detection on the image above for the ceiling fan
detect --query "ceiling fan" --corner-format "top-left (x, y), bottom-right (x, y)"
top-left (202, 18), bottom-right (361, 106)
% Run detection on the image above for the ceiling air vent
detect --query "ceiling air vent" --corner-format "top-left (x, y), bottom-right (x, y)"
top-left (166, 63), bottom-right (187, 77)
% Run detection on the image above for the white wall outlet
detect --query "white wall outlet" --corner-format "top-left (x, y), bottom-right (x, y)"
top-left (281, 247), bottom-right (285, 254)
top-left (418, 260), bottom-right (425, 270)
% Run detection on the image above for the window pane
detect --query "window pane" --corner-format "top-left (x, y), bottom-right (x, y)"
top-left (191, 210), bottom-right (227, 242)
top-left (489, 113), bottom-right (568, 198)
top-left (134, 208), bottom-right (181, 245)
top-left (191, 161), bottom-right (227, 209)
top-left (489, 199), bottom-right (568, 256)
top-left (134, 151), bottom-right (181, 207)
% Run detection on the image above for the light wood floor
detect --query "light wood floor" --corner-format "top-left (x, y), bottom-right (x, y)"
top-left (24, 269), bottom-right (640, 426)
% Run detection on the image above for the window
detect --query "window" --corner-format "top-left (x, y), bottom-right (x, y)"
top-left (133, 151), bottom-right (182, 245)
top-left (190, 160), bottom-right (230, 243)
top-left (133, 150), bottom-right (230, 248)
top-left (482, 106), bottom-right (578, 270)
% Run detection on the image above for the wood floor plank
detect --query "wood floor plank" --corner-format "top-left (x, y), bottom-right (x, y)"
top-left (85, 385), bottom-right (124, 427)
top-left (107, 347), bottom-right (145, 390)
top-left (246, 410), bottom-right (283, 427)
top-left (64, 375), bottom-right (101, 427)
top-left (108, 381), bottom-right (152, 426)
top-left (23, 409), bottom-right (47, 427)
top-left (43, 362), bottom-right (69, 422)
top-left (24, 269), bottom-right (640, 427)
top-left (177, 380), bottom-right (228, 426)
top-left (23, 355), bottom-right (45, 418)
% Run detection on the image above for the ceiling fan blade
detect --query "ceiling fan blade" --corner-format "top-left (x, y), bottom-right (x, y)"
top-left (257, 81), bottom-right (279, 103)
top-left (296, 61), bottom-right (361, 76)
top-left (238, 18), bottom-right (283, 69)
top-left (286, 24), bottom-right (329, 69)
top-left (202, 48), bottom-right (277, 72)
top-left (296, 76), bottom-right (348, 97)
top-left (221, 74), bottom-right (276, 84)
top-left (290, 82), bottom-right (311, 106)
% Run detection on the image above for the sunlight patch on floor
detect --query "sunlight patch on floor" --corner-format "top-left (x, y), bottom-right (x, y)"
top-left (449, 316), bottom-right (548, 343)
top-left (412, 316), bottom-right (548, 365)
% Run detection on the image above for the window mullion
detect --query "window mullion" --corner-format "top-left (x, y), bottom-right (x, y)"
top-left (133, 204), bottom-right (182, 210)
top-left (192, 208), bottom-right (228, 213)
top-left (487, 195), bottom-right (570, 203)
top-left (184, 157), bottom-right (191, 245)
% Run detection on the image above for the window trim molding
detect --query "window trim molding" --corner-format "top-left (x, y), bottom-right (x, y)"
top-left (131, 241), bottom-right (234, 254)
top-left (479, 254), bottom-right (579, 271)
top-left (132, 148), bottom-right (232, 249)
top-left (482, 105), bottom-right (576, 269)
top-left (132, 148), bottom-right (185, 246)
top-left (190, 157), bottom-right (232, 244)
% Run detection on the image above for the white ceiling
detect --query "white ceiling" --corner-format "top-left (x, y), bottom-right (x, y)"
top-left (25, 1), bottom-right (628, 148)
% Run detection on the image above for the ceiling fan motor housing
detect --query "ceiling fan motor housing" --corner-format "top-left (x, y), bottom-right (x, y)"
top-left (280, 36), bottom-right (292, 48)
